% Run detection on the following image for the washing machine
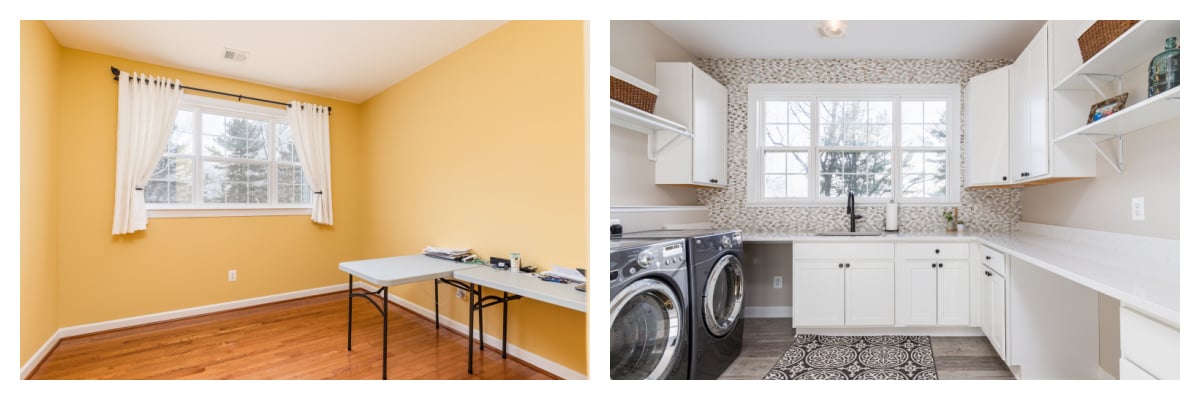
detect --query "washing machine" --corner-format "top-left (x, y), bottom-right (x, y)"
top-left (609, 237), bottom-right (690, 380)
top-left (619, 229), bottom-right (745, 380)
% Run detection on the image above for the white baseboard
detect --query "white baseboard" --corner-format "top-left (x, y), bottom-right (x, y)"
top-left (745, 306), bottom-right (791, 318)
top-left (19, 329), bottom-right (63, 379)
top-left (794, 326), bottom-right (985, 337)
top-left (21, 283), bottom-right (357, 379)
top-left (356, 282), bottom-right (586, 380)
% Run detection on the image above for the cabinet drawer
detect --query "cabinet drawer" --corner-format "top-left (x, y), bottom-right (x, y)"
top-left (898, 243), bottom-right (969, 260)
top-left (794, 243), bottom-right (894, 260)
top-left (980, 245), bottom-right (1007, 276)
top-left (1120, 307), bottom-right (1179, 379)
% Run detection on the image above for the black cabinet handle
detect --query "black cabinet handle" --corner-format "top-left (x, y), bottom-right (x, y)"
top-left (931, 263), bottom-right (937, 269)
top-left (838, 263), bottom-right (844, 268)
top-left (846, 263), bottom-right (850, 268)
top-left (938, 263), bottom-right (944, 268)
top-left (986, 255), bottom-right (992, 260)
top-left (985, 271), bottom-right (993, 277)
top-left (1002, 176), bottom-right (1008, 181)
top-left (935, 249), bottom-right (940, 254)
top-left (709, 179), bottom-right (718, 183)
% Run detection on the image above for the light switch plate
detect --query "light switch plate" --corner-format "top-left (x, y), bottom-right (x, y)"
top-left (772, 276), bottom-right (783, 289)
top-left (1132, 197), bottom-right (1145, 221)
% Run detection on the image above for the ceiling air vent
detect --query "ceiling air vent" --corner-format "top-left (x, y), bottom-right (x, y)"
top-left (223, 48), bottom-right (249, 62)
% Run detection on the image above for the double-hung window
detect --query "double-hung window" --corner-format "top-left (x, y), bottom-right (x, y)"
top-left (747, 84), bottom-right (961, 205)
top-left (145, 94), bottom-right (311, 217)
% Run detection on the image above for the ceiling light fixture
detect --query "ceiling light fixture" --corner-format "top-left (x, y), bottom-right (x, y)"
top-left (818, 20), bottom-right (847, 38)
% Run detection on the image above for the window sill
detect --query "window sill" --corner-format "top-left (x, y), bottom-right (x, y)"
top-left (746, 201), bottom-right (963, 208)
top-left (148, 207), bottom-right (312, 219)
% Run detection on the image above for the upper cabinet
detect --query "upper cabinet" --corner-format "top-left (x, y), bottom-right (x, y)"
top-left (654, 62), bottom-right (729, 188)
top-left (965, 66), bottom-right (1012, 187)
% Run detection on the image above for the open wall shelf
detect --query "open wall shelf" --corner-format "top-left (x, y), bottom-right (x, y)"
top-left (610, 99), bottom-right (692, 160)
top-left (1054, 21), bottom-right (1181, 92)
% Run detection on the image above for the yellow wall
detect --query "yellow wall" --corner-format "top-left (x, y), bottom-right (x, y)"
top-left (54, 49), bottom-right (365, 326)
top-left (359, 21), bottom-right (588, 374)
top-left (20, 20), bottom-right (63, 366)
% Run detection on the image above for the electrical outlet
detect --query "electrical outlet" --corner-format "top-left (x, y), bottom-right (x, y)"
top-left (228, 269), bottom-right (237, 282)
top-left (1132, 197), bottom-right (1145, 221)
top-left (772, 276), bottom-right (783, 289)
top-left (455, 289), bottom-right (466, 300)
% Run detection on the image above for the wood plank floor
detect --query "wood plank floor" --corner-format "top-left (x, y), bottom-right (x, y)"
top-left (29, 291), bottom-right (553, 380)
top-left (718, 318), bottom-right (1015, 380)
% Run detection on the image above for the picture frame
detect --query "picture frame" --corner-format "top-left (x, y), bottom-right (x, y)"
top-left (1087, 93), bottom-right (1129, 124)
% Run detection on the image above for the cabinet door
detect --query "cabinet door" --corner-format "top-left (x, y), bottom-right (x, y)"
top-left (896, 261), bottom-right (939, 325)
top-left (1025, 25), bottom-right (1050, 179)
top-left (988, 271), bottom-right (1007, 362)
top-left (844, 261), bottom-right (894, 326)
top-left (793, 261), bottom-right (845, 326)
top-left (1010, 43), bottom-right (1031, 182)
top-left (692, 66), bottom-right (728, 186)
top-left (965, 66), bottom-right (1011, 186)
top-left (980, 267), bottom-right (994, 338)
top-left (937, 261), bottom-right (971, 326)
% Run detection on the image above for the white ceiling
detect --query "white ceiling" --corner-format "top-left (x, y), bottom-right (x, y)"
top-left (44, 20), bottom-right (507, 103)
top-left (650, 20), bottom-right (1046, 59)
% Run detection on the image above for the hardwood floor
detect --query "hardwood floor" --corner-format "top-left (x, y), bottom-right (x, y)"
top-left (718, 318), bottom-right (1015, 380)
top-left (29, 291), bottom-right (553, 380)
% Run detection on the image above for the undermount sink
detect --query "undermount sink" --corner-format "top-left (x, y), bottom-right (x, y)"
top-left (816, 231), bottom-right (885, 236)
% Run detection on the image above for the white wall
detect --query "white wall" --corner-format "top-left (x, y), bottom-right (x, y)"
top-left (610, 20), bottom-right (701, 207)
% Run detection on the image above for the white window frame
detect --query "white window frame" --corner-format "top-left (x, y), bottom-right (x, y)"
top-left (146, 94), bottom-right (311, 218)
top-left (746, 83), bottom-right (961, 206)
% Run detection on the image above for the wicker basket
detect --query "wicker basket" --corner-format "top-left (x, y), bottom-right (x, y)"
top-left (1077, 20), bottom-right (1140, 62)
top-left (611, 76), bottom-right (657, 114)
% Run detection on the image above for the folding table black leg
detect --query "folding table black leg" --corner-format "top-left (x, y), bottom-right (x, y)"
top-left (382, 285), bottom-right (389, 380)
top-left (478, 289), bottom-right (485, 351)
top-left (502, 291), bottom-right (509, 358)
top-left (434, 280), bottom-right (440, 329)
top-left (347, 274), bottom-right (353, 351)
top-left (467, 283), bottom-right (475, 374)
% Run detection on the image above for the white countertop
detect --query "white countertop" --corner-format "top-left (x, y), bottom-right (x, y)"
top-left (453, 267), bottom-right (588, 313)
top-left (743, 225), bottom-right (1179, 325)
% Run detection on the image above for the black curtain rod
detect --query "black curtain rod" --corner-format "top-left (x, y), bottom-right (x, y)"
top-left (110, 67), bottom-right (331, 114)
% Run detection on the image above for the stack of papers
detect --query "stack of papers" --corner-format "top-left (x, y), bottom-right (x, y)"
top-left (423, 246), bottom-right (471, 261)
top-left (542, 265), bottom-right (587, 283)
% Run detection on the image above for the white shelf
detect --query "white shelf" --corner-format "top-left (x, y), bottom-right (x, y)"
top-left (1054, 86), bottom-right (1179, 173)
top-left (1055, 86), bottom-right (1180, 142)
top-left (610, 99), bottom-right (692, 160)
top-left (1054, 20), bottom-right (1180, 91)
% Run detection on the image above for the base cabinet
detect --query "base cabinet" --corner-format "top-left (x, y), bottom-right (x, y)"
top-left (895, 243), bottom-right (970, 326)
top-left (793, 261), bottom-right (894, 326)
top-left (1119, 306), bottom-right (1179, 379)
top-left (980, 264), bottom-right (1008, 362)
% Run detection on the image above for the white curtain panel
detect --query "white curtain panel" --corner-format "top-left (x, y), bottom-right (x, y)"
top-left (287, 101), bottom-right (334, 225)
top-left (111, 71), bottom-right (184, 235)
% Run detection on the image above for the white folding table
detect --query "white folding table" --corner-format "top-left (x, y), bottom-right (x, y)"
top-left (338, 255), bottom-right (587, 379)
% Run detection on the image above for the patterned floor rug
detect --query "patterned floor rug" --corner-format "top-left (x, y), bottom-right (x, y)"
top-left (763, 334), bottom-right (938, 380)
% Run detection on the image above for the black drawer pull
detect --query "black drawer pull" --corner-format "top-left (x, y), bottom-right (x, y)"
top-left (985, 271), bottom-right (993, 277)
top-left (935, 249), bottom-right (940, 254)
top-left (986, 255), bottom-right (992, 260)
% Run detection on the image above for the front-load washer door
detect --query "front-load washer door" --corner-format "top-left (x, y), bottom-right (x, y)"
top-left (704, 254), bottom-right (744, 337)
top-left (610, 279), bottom-right (683, 380)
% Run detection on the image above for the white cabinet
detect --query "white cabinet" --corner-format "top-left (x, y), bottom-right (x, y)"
top-left (654, 62), bottom-right (728, 187)
top-left (1011, 24), bottom-right (1050, 182)
top-left (895, 243), bottom-right (970, 326)
top-left (1009, 22), bottom-right (1095, 184)
top-left (1119, 306), bottom-right (1179, 379)
top-left (979, 246), bottom-right (1008, 362)
top-left (966, 66), bottom-right (1012, 186)
top-left (793, 243), bottom-right (894, 327)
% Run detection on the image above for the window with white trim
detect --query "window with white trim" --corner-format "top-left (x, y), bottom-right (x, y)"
top-left (145, 94), bottom-right (311, 217)
top-left (747, 84), bottom-right (961, 205)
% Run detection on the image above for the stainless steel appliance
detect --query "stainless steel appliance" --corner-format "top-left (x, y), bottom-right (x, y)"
top-left (609, 237), bottom-right (690, 380)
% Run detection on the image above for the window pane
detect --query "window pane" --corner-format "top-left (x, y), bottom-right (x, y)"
top-left (924, 101), bottom-right (947, 123)
top-left (276, 124), bottom-right (301, 162)
top-left (788, 101), bottom-right (810, 124)
top-left (868, 101), bottom-right (892, 123)
top-left (903, 151), bottom-right (945, 174)
top-left (202, 161), bottom-right (269, 204)
top-left (787, 123), bottom-right (810, 146)
top-left (819, 101), bottom-right (889, 146)
top-left (785, 151), bottom-right (808, 174)
top-left (819, 150), bottom-right (892, 198)
top-left (765, 101), bottom-right (788, 124)
top-left (820, 151), bottom-right (892, 174)
top-left (145, 157), bottom-right (193, 204)
top-left (764, 100), bottom-right (810, 146)
top-left (201, 113), bottom-right (268, 160)
top-left (764, 174), bottom-right (787, 198)
top-left (924, 124), bottom-right (947, 147)
top-left (277, 164), bottom-right (311, 204)
top-left (821, 101), bottom-right (868, 124)
top-left (764, 124), bottom-right (788, 147)
top-left (786, 174), bottom-right (808, 197)
top-left (901, 124), bottom-right (924, 146)
top-left (167, 110), bottom-right (194, 154)
top-left (901, 101), bottom-right (924, 124)
top-left (820, 173), bottom-right (893, 197)
top-left (765, 152), bottom-right (786, 173)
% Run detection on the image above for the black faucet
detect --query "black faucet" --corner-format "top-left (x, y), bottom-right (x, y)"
top-left (847, 192), bottom-right (864, 232)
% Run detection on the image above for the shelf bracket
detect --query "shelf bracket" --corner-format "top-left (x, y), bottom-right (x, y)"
top-left (644, 131), bottom-right (680, 161)
top-left (1080, 74), bottom-right (1123, 98)
top-left (1081, 133), bottom-right (1124, 174)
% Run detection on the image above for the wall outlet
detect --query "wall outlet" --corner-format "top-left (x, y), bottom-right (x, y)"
top-left (772, 276), bottom-right (783, 289)
top-left (1132, 197), bottom-right (1145, 221)
top-left (228, 269), bottom-right (237, 282)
